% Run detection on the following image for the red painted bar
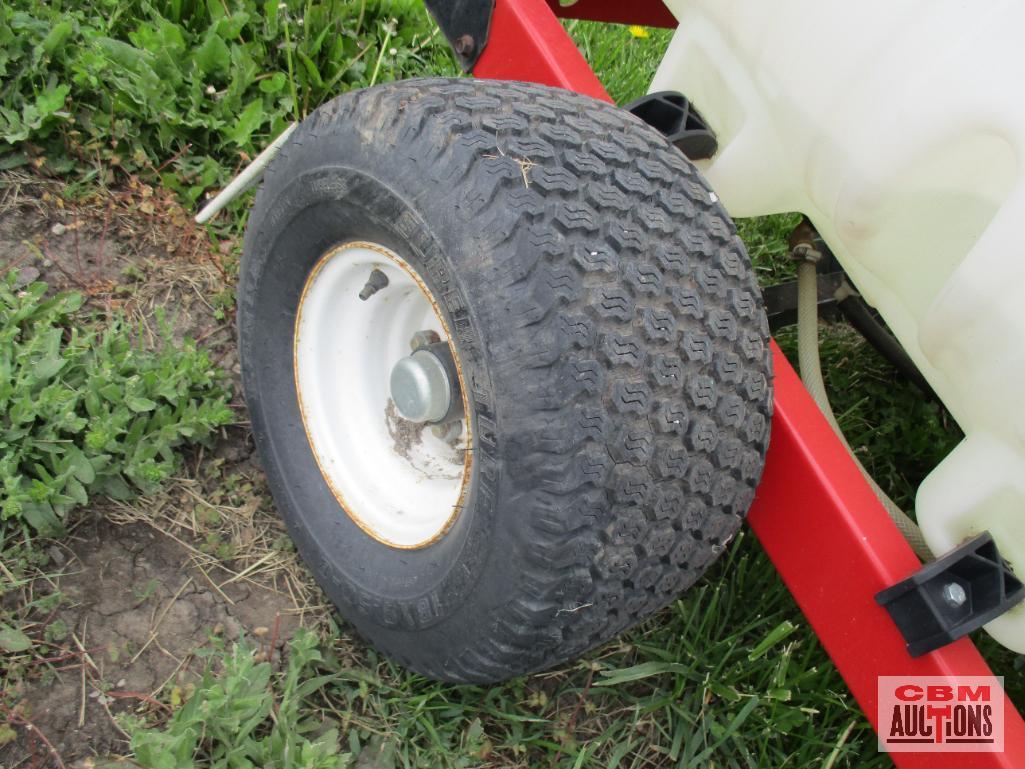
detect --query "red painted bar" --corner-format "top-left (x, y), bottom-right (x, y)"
top-left (475, 0), bottom-right (610, 100)
top-left (545, 0), bottom-right (678, 28)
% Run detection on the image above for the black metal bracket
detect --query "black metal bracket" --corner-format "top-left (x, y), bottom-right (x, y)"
top-left (762, 271), bottom-right (845, 331)
top-left (766, 217), bottom-right (938, 399)
top-left (424, 0), bottom-right (495, 71)
top-left (762, 219), bottom-right (846, 330)
top-left (876, 532), bottom-right (1025, 657)
top-left (623, 91), bottom-right (717, 160)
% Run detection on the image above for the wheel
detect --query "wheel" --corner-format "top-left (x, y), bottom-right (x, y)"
top-left (239, 78), bottom-right (772, 683)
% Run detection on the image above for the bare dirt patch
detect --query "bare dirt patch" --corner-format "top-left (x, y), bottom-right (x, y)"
top-left (4, 519), bottom-right (302, 766)
top-left (0, 173), bottom-right (327, 767)
top-left (0, 170), bottom-right (239, 382)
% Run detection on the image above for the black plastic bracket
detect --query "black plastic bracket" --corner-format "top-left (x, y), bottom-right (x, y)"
top-left (876, 532), bottom-right (1025, 657)
top-left (423, 0), bottom-right (495, 71)
top-left (623, 91), bottom-right (717, 160)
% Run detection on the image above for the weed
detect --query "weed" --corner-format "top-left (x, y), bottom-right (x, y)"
top-left (0, 0), bottom-right (455, 201)
top-left (42, 618), bottom-right (68, 643)
top-left (125, 629), bottom-right (348, 769)
top-left (0, 272), bottom-right (233, 535)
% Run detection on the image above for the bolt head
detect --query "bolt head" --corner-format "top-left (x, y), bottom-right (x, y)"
top-left (409, 330), bottom-right (441, 351)
top-left (454, 34), bottom-right (475, 56)
top-left (942, 582), bottom-right (967, 608)
top-left (431, 422), bottom-right (461, 442)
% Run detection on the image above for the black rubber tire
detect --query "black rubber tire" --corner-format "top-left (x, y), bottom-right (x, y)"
top-left (239, 78), bottom-right (772, 683)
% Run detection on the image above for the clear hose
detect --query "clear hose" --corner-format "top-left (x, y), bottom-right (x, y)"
top-left (795, 260), bottom-right (932, 561)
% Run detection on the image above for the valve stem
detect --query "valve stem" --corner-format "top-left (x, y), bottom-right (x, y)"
top-left (359, 269), bottom-right (389, 300)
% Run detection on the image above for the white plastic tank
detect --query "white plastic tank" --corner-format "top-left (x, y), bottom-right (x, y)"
top-left (652, 0), bottom-right (1025, 652)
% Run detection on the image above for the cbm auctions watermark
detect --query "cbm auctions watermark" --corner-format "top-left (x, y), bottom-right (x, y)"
top-left (879, 676), bottom-right (1004, 752)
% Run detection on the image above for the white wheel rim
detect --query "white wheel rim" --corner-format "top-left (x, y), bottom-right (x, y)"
top-left (294, 241), bottom-right (471, 549)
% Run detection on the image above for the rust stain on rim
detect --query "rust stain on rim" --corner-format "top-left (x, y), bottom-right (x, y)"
top-left (293, 241), bottom-right (474, 550)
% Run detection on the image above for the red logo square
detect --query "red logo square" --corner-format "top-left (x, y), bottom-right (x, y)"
top-left (878, 676), bottom-right (1005, 753)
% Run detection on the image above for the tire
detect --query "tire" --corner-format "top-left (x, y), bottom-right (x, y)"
top-left (239, 78), bottom-right (772, 683)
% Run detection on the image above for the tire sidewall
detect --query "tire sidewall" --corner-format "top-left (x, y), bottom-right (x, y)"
top-left (239, 162), bottom-right (500, 635)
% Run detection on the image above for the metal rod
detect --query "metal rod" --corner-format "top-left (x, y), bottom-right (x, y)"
top-left (194, 122), bottom-right (298, 224)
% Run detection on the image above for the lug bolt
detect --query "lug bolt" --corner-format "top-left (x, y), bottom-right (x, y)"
top-left (942, 582), bottom-right (967, 608)
top-left (431, 422), bottom-right (461, 442)
top-left (409, 329), bottom-right (441, 351)
top-left (358, 268), bottom-right (389, 301)
top-left (454, 34), bottom-right (475, 56)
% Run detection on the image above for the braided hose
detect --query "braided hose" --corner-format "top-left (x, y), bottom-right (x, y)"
top-left (795, 260), bottom-right (933, 561)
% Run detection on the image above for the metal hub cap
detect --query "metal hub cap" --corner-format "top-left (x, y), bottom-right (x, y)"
top-left (293, 242), bottom-right (471, 549)
top-left (390, 349), bottom-right (452, 423)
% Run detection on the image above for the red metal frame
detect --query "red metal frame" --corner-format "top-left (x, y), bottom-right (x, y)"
top-left (545, 0), bottom-right (678, 28)
top-left (473, 1), bottom-right (1025, 766)
top-left (475, 0), bottom-right (609, 100)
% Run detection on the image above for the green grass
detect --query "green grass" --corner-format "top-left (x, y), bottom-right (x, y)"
top-left (312, 531), bottom-right (881, 767)
top-left (2, 6), bottom-right (1021, 768)
top-left (568, 22), bottom-right (675, 104)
